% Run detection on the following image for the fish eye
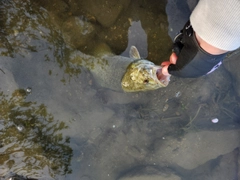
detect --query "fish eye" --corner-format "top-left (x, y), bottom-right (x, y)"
top-left (144, 79), bottom-right (149, 84)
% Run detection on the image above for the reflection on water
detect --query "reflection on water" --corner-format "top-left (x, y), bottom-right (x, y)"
top-left (0, 90), bottom-right (72, 178)
top-left (0, 0), bottom-right (240, 180)
top-left (0, 0), bottom-right (80, 79)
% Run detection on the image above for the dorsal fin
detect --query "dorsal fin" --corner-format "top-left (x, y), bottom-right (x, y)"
top-left (129, 46), bottom-right (141, 59)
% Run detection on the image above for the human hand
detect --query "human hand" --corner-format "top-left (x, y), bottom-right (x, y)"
top-left (156, 66), bottom-right (171, 86)
top-left (160, 21), bottom-right (227, 78)
top-left (161, 52), bottom-right (178, 76)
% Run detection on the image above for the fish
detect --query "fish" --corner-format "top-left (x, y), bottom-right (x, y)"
top-left (69, 45), bottom-right (170, 92)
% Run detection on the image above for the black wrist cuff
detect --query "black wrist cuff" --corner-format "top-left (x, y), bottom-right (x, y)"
top-left (168, 21), bottom-right (227, 78)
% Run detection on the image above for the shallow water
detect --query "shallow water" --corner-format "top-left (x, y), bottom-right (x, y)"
top-left (0, 0), bottom-right (240, 180)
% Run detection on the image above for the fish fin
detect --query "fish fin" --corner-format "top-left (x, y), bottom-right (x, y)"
top-left (129, 46), bottom-right (141, 59)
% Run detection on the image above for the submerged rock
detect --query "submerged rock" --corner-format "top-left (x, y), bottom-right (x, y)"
top-left (223, 48), bottom-right (240, 98)
top-left (188, 149), bottom-right (238, 180)
top-left (118, 166), bottom-right (181, 180)
top-left (32, 0), bottom-right (69, 16)
top-left (62, 16), bottom-right (96, 49)
top-left (70, 0), bottom-right (130, 27)
top-left (0, 68), bottom-right (18, 96)
top-left (152, 129), bottom-right (240, 170)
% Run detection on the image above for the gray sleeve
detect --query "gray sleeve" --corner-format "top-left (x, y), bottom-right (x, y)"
top-left (190, 0), bottom-right (240, 51)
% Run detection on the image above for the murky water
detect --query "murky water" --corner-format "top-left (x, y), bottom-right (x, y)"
top-left (0, 0), bottom-right (240, 180)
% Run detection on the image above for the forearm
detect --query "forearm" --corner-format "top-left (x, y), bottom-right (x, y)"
top-left (195, 33), bottom-right (228, 55)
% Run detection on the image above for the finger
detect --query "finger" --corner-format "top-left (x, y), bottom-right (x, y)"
top-left (170, 52), bottom-right (178, 64)
top-left (161, 61), bottom-right (171, 66)
top-left (162, 65), bottom-right (170, 76)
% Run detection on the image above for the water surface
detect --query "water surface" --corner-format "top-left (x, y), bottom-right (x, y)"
top-left (0, 0), bottom-right (240, 180)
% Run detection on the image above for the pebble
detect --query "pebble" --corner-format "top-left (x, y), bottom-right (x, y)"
top-left (211, 118), bottom-right (219, 123)
top-left (26, 87), bottom-right (32, 94)
top-left (175, 91), bottom-right (181, 98)
top-left (163, 104), bottom-right (169, 112)
top-left (16, 125), bottom-right (24, 132)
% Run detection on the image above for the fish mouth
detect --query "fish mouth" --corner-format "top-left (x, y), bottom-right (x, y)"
top-left (155, 67), bottom-right (170, 86)
top-left (122, 60), bottom-right (170, 92)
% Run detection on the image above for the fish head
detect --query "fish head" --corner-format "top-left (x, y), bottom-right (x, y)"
top-left (121, 59), bottom-right (170, 92)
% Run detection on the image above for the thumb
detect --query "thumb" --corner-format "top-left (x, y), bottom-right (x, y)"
top-left (162, 65), bottom-right (170, 76)
top-left (170, 52), bottom-right (178, 64)
top-left (161, 61), bottom-right (171, 66)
